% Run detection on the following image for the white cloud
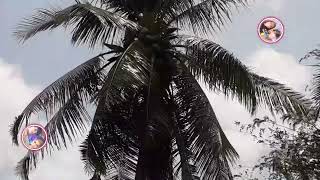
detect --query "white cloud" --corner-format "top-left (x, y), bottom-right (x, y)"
top-left (0, 58), bottom-right (87, 180)
top-left (29, 145), bottom-right (87, 180)
top-left (247, 48), bottom-right (311, 93)
top-left (0, 58), bottom-right (37, 179)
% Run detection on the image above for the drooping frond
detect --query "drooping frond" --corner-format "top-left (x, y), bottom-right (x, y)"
top-left (14, 41), bottom-right (153, 180)
top-left (80, 86), bottom-right (142, 180)
top-left (176, 35), bottom-right (312, 118)
top-left (170, 101), bottom-right (200, 180)
top-left (172, 62), bottom-right (237, 180)
top-left (80, 126), bottom-right (137, 180)
top-left (250, 74), bottom-right (312, 118)
top-left (14, 1), bottom-right (139, 46)
top-left (45, 93), bottom-right (91, 150)
top-left (93, 41), bottom-right (151, 106)
top-left (12, 53), bottom-right (124, 180)
top-left (168, 0), bottom-right (248, 34)
top-left (15, 153), bottom-right (35, 180)
top-left (176, 35), bottom-right (257, 113)
top-left (10, 54), bottom-right (108, 145)
top-left (15, 63), bottom-right (143, 180)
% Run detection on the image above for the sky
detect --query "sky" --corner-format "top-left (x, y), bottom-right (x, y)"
top-left (0, 0), bottom-right (319, 179)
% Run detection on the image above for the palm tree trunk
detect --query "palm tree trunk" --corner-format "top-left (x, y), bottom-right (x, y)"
top-left (135, 94), bottom-right (172, 180)
top-left (135, 55), bottom-right (172, 180)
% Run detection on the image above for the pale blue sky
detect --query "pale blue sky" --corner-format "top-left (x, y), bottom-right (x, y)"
top-left (0, 0), bottom-right (319, 180)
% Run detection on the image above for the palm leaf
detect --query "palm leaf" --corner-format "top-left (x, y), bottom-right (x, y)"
top-left (10, 54), bottom-right (110, 145)
top-left (172, 62), bottom-right (237, 180)
top-left (43, 56), bottom-right (118, 151)
top-left (14, 79), bottom-right (99, 180)
top-left (15, 153), bottom-right (35, 180)
top-left (176, 35), bottom-right (257, 113)
top-left (168, 0), bottom-right (248, 34)
top-left (250, 74), bottom-right (312, 118)
top-left (12, 55), bottom-right (118, 180)
top-left (170, 102), bottom-right (200, 180)
top-left (15, 76), bottom-right (141, 180)
top-left (14, 1), bottom-right (139, 46)
top-left (93, 41), bottom-right (151, 106)
top-left (176, 35), bottom-right (312, 118)
top-left (14, 42), bottom-right (152, 180)
top-left (81, 86), bottom-right (142, 179)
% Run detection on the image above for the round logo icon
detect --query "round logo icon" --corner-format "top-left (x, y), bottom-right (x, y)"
top-left (258, 17), bottom-right (284, 44)
top-left (21, 124), bottom-right (47, 151)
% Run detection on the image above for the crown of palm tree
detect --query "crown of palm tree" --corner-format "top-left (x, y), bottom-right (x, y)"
top-left (11, 0), bottom-right (312, 180)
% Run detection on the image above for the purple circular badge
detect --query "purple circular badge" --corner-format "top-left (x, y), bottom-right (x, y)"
top-left (257, 16), bottom-right (285, 44)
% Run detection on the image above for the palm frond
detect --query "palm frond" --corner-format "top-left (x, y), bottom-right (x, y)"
top-left (93, 41), bottom-right (151, 106)
top-left (14, 1), bottom-right (139, 46)
top-left (80, 87), bottom-right (141, 179)
top-left (14, 93), bottom-right (95, 180)
top-left (250, 73), bottom-right (312, 118)
top-left (12, 54), bottom-right (121, 180)
top-left (15, 84), bottom-right (141, 180)
top-left (172, 63), bottom-right (237, 180)
top-left (176, 35), bottom-right (257, 113)
top-left (176, 35), bottom-right (312, 118)
top-left (15, 151), bottom-right (43, 180)
top-left (171, 106), bottom-right (200, 180)
top-left (45, 93), bottom-right (91, 150)
top-left (168, 0), bottom-right (248, 34)
top-left (10, 54), bottom-right (108, 145)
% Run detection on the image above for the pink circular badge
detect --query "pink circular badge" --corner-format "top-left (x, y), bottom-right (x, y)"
top-left (257, 16), bottom-right (285, 44)
top-left (21, 124), bottom-right (48, 151)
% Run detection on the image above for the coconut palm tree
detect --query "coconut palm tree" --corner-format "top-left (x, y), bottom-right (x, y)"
top-left (11, 0), bottom-right (311, 180)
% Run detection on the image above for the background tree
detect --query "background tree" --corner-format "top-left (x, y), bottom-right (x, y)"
top-left (10, 0), bottom-right (312, 180)
top-left (234, 116), bottom-right (319, 180)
